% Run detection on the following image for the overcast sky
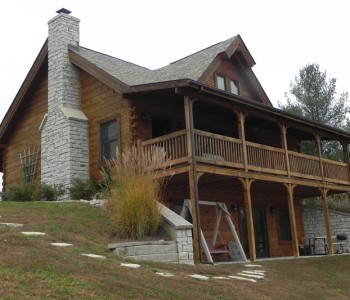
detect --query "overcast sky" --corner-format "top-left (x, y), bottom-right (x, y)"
top-left (1, 0), bottom-right (349, 188)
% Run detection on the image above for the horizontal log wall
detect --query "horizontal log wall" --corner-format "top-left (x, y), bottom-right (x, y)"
top-left (3, 72), bottom-right (48, 188)
top-left (80, 71), bottom-right (132, 181)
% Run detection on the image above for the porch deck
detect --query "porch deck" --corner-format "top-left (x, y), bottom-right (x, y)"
top-left (141, 129), bottom-right (350, 186)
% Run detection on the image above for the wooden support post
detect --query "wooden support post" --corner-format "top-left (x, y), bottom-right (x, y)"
top-left (341, 142), bottom-right (350, 182)
top-left (315, 134), bottom-right (325, 181)
top-left (284, 183), bottom-right (299, 257)
top-left (280, 124), bottom-right (291, 177)
top-left (320, 188), bottom-right (334, 255)
top-left (237, 112), bottom-right (248, 172)
top-left (239, 178), bottom-right (256, 261)
top-left (184, 96), bottom-right (201, 263)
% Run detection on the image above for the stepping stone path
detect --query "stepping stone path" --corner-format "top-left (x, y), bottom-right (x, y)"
top-left (0, 222), bottom-right (24, 228)
top-left (21, 232), bottom-right (46, 236)
top-left (81, 254), bottom-right (106, 259)
top-left (1, 215), bottom-right (267, 283)
top-left (188, 274), bottom-right (210, 281)
top-left (120, 263), bottom-right (141, 269)
top-left (51, 242), bottom-right (73, 247)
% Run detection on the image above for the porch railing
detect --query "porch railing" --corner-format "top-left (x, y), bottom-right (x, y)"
top-left (141, 129), bottom-right (350, 185)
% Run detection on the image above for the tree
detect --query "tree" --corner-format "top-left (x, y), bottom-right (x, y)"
top-left (280, 63), bottom-right (349, 128)
top-left (279, 63), bottom-right (349, 159)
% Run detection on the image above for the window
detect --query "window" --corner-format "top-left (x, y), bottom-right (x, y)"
top-left (230, 80), bottom-right (239, 95)
top-left (215, 74), bottom-right (239, 95)
top-left (277, 209), bottom-right (292, 241)
top-left (100, 120), bottom-right (118, 161)
top-left (216, 75), bottom-right (226, 91)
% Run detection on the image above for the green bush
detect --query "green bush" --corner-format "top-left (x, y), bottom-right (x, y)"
top-left (39, 183), bottom-right (65, 201)
top-left (1, 182), bottom-right (39, 201)
top-left (1, 182), bottom-right (65, 201)
top-left (69, 179), bottom-right (99, 200)
top-left (105, 145), bottom-right (170, 239)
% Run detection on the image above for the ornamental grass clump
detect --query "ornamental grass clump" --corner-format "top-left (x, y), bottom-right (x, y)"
top-left (104, 145), bottom-right (170, 239)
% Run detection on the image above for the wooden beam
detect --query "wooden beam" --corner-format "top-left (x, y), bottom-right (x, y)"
top-left (237, 112), bottom-right (248, 172)
top-left (280, 124), bottom-right (291, 178)
top-left (184, 96), bottom-right (201, 263)
top-left (315, 134), bottom-right (325, 181)
top-left (320, 188), bottom-right (334, 255)
top-left (239, 178), bottom-right (256, 261)
top-left (284, 183), bottom-right (299, 258)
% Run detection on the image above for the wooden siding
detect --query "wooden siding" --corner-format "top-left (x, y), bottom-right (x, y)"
top-left (80, 71), bottom-right (133, 181)
top-left (3, 73), bottom-right (48, 189)
top-left (205, 55), bottom-right (261, 102)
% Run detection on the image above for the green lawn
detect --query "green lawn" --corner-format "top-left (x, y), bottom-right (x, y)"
top-left (1, 201), bottom-right (350, 299)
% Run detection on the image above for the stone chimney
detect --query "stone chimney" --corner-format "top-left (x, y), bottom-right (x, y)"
top-left (40, 9), bottom-right (89, 199)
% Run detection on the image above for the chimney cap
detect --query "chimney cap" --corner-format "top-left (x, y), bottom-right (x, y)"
top-left (56, 8), bottom-right (72, 15)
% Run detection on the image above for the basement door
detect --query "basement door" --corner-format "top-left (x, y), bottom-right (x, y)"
top-left (239, 207), bottom-right (270, 258)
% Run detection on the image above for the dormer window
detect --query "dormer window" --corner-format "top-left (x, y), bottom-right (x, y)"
top-left (216, 75), bottom-right (226, 91)
top-left (230, 80), bottom-right (239, 95)
top-left (215, 74), bottom-right (239, 95)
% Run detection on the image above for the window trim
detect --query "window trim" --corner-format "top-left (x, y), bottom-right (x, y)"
top-left (229, 79), bottom-right (239, 95)
top-left (215, 74), bottom-right (226, 91)
top-left (215, 73), bottom-right (239, 95)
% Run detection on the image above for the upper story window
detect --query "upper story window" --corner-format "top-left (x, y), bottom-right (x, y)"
top-left (216, 75), bottom-right (226, 91)
top-left (215, 74), bottom-right (239, 95)
top-left (100, 119), bottom-right (118, 161)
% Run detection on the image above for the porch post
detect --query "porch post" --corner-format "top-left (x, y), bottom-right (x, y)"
top-left (237, 112), bottom-right (248, 172)
top-left (239, 178), bottom-right (256, 261)
top-left (280, 124), bottom-right (291, 177)
top-left (184, 96), bottom-right (201, 263)
top-left (319, 188), bottom-right (334, 255)
top-left (315, 134), bottom-right (325, 181)
top-left (341, 142), bottom-right (350, 182)
top-left (284, 183), bottom-right (299, 257)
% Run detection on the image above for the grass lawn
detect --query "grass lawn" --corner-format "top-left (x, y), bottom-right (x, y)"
top-left (1, 201), bottom-right (350, 299)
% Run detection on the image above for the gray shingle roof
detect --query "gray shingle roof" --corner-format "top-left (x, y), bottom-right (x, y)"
top-left (69, 36), bottom-right (237, 87)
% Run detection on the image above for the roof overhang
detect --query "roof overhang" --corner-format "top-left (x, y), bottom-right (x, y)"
top-left (124, 80), bottom-right (350, 143)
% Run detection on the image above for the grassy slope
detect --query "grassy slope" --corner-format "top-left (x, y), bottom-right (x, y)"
top-left (1, 201), bottom-right (350, 299)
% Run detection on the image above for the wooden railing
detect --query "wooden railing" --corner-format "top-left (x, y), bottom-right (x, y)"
top-left (141, 129), bottom-right (350, 184)
top-left (288, 151), bottom-right (322, 180)
top-left (194, 130), bottom-right (244, 168)
top-left (141, 130), bottom-right (188, 169)
top-left (246, 141), bottom-right (287, 175)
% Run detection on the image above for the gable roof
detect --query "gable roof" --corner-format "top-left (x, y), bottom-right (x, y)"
top-left (68, 35), bottom-right (266, 93)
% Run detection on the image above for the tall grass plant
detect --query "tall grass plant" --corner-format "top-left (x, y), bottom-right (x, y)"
top-left (104, 145), bottom-right (170, 239)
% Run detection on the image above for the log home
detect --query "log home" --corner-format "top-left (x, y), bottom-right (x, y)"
top-left (1, 9), bottom-right (350, 262)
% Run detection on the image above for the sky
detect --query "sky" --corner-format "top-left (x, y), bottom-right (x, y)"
top-left (0, 0), bottom-right (350, 188)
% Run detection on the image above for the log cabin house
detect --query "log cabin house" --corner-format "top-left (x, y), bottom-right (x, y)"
top-left (1, 9), bottom-right (350, 263)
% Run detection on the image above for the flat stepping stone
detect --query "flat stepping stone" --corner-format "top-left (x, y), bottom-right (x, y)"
top-left (51, 242), bottom-right (73, 247)
top-left (229, 275), bottom-right (257, 283)
top-left (242, 270), bottom-right (266, 275)
top-left (188, 274), bottom-right (209, 281)
top-left (120, 263), bottom-right (141, 269)
top-left (244, 264), bottom-right (263, 268)
top-left (81, 254), bottom-right (106, 259)
top-left (21, 232), bottom-right (46, 236)
top-left (156, 272), bottom-right (174, 277)
top-left (238, 273), bottom-right (264, 279)
top-left (0, 222), bottom-right (24, 228)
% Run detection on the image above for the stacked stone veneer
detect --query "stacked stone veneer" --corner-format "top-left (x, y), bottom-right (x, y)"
top-left (108, 203), bottom-right (194, 264)
top-left (41, 11), bottom-right (89, 198)
top-left (303, 206), bottom-right (350, 253)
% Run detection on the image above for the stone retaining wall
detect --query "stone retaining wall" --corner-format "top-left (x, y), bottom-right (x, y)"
top-left (302, 206), bottom-right (350, 253)
top-left (108, 203), bottom-right (194, 264)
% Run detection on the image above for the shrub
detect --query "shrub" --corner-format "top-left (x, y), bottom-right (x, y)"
top-left (69, 178), bottom-right (99, 200)
top-left (1, 182), bottom-right (39, 201)
top-left (39, 183), bottom-right (65, 201)
top-left (104, 145), bottom-right (170, 239)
